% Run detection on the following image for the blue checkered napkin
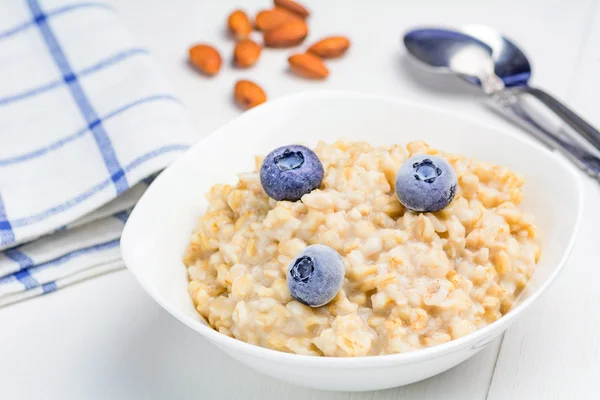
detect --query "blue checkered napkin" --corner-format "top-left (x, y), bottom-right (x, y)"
top-left (0, 0), bottom-right (196, 305)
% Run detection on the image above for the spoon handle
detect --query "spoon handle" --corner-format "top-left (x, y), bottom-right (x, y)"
top-left (484, 91), bottom-right (600, 183)
top-left (515, 86), bottom-right (600, 153)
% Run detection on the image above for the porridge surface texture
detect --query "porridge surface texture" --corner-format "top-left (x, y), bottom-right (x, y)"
top-left (184, 140), bottom-right (539, 357)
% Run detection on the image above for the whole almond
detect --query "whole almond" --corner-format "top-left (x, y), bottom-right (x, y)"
top-left (234, 80), bottom-right (267, 109)
top-left (288, 53), bottom-right (329, 79)
top-left (263, 19), bottom-right (308, 48)
top-left (227, 9), bottom-right (252, 39)
top-left (234, 39), bottom-right (262, 68)
top-left (308, 36), bottom-right (351, 58)
top-left (188, 44), bottom-right (222, 76)
top-left (274, 0), bottom-right (310, 18)
top-left (255, 7), bottom-right (299, 32)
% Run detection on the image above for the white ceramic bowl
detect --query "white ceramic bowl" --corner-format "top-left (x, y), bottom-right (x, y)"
top-left (121, 91), bottom-right (583, 392)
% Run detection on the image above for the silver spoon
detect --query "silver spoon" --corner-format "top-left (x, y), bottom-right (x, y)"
top-left (403, 28), bottom-right (502, 92)
top-left (462, 24), bottom-right (600, 154)
top-left (403, 27), bottom-right (600, 182)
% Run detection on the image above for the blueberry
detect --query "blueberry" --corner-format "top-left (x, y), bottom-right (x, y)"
top-left (287, 244), bottom-right (345, 307)
top-left (395, 154), bottom-right (457, 212)
top-left (260, 145), bottom-right (324, 201)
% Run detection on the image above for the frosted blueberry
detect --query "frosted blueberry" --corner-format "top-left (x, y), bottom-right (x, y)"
top-left (287, 244), bottom-right (345, 307)
top-left (395, 154), bottom-right (457, 212)
top-left (260, 145), bottom-right (324, 202)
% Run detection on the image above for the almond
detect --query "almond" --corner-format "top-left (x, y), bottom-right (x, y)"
top-left (263, 19), bottom-right (308, 48)
top-left (188, 44), bottom-right (222, 76)
top-left (308, 36), bottom-right (351, 58)
top-left (288, 53), bottom-right (329, 79)
top-left (274, 0), bottom-right (310, 18)
top-left (234, 39), bottom-right (262, 68)
top-left (254, 7), bottom-right (299, 32)
top-left (234, 80), bottom-right (267, 109)
top-left (227, 9), bottom-right (252, 39)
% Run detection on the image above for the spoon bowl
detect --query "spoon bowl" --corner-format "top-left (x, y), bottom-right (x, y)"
top-left (403, 28), bottom-right (495, 88)
top-left (462, 24), bottom-right (531, 87)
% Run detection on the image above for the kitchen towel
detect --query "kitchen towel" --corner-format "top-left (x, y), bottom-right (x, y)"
top-left (0, 0), bottom-right (196, 306)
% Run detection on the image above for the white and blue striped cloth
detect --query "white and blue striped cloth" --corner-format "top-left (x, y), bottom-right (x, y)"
top-left (0, 0), bottom-right (196, 306)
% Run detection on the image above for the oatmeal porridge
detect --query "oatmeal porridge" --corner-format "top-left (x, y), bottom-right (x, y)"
top-left (184, 140), bottom-right (540, 357)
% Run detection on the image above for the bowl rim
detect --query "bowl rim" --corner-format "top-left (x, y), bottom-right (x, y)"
top-left (122, 89), bottom-right (584, 368)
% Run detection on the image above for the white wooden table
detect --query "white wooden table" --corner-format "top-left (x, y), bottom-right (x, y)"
top-left (1, 0), bottom-right (599, 398)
